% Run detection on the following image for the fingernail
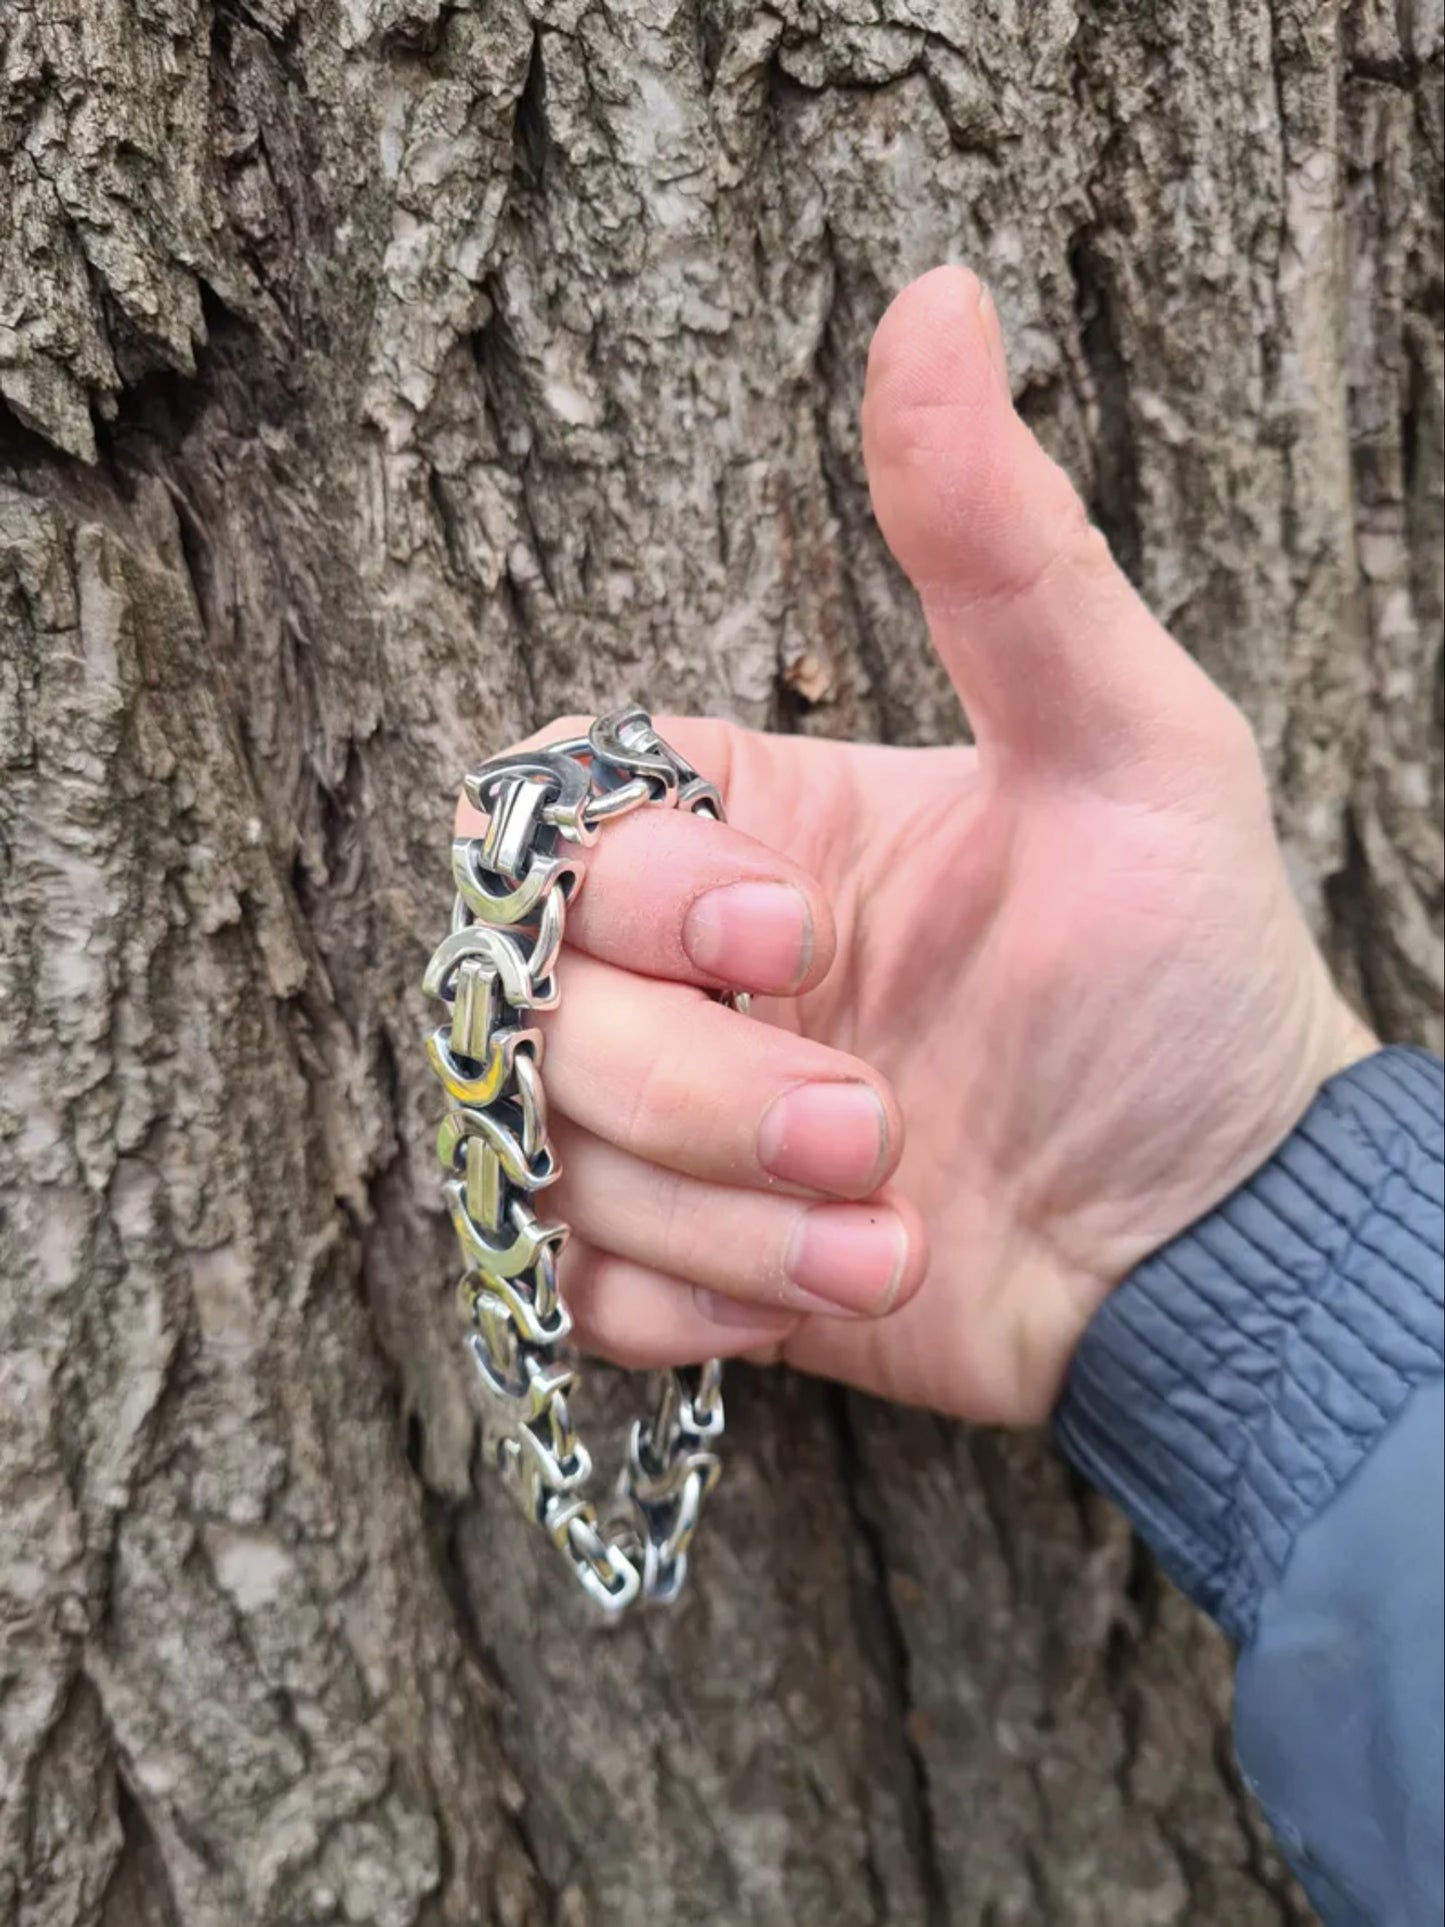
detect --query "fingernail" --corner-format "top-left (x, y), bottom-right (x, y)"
top-left (785, 1203), bottom-right (908, 1316)
top-left (757, 1081), bottom-right (888, 1195)
top-left (682, 882), bottom-right (813, 994)
top-left (976, 282), bottom-right (1011, 398)
top-left (692, 1288), bottom-right (800, 1332)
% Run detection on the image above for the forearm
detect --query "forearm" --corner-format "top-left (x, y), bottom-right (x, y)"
top-left (1054, 1047), bottom-right (1444, 1923)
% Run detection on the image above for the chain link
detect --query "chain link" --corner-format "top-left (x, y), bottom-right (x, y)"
top-left (425, 707), bottom-right (745, 1615)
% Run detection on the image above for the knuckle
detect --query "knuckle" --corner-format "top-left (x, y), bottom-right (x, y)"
top-left (616, 1012), bottom-right (698, 1160)
top-left (969, 467), bottom-right (1103, 616)
top-left (868, 398), bottom-right (1106, 615)
top-left (563, 1247), bottom-right (649, 1368)
top-left (1211, 694), bottom-right (1263, 770)
top-left (1178, 687), bottom-right (1266, 793)
top-left (647, 1160), bottom-right (694, 1269)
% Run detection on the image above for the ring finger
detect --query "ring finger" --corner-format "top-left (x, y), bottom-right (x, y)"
top-left (561, 1237), bottom-right (803, 1368)
top-left (551, 1117), bottom-right (929, 1321)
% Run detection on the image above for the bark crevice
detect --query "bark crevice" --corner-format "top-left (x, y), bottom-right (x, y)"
top-left (830, 1391), bottom-right (950, 1927)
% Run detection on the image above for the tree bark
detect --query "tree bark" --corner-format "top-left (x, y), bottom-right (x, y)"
top-left (1, 1), bottom-right (1439, 1922)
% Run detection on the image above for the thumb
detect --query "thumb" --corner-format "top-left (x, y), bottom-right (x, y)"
top-left (862, 267), bottom-right (1237, 785)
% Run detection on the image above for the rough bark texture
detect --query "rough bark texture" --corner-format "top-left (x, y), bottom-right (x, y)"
top-left (1, 0), bottom-right (1440, 1922)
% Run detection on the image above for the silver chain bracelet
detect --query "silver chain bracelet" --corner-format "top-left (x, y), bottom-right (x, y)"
top-left (423, 708), bottom-right (744, 1615)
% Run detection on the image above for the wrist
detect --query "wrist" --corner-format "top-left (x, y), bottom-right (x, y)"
top-left (1113, 976), bottom-right (1379, 1281)
top-left (1037, 982), bottom-right (1380, 1409)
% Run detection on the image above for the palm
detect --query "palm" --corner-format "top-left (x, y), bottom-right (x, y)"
top-left (717, 724), bottom-right (1345, 1419)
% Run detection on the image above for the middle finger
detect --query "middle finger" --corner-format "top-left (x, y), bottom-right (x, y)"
top-left (538, 948), bottom-right (904, 1198)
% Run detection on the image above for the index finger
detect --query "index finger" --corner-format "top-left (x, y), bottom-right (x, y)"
top-left (453, 717), bottom-right (836, 998)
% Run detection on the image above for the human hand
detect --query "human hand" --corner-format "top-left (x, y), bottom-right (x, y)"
top-left (458, 267), bottom-right (1374, 1424)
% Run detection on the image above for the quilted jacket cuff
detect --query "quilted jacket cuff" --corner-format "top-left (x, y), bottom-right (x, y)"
top-left (1054, 1047), bottom-right (1444, 1644)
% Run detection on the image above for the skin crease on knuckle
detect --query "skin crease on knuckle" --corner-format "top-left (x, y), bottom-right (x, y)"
top-left (610, 1015), bottom-right (701, 1169)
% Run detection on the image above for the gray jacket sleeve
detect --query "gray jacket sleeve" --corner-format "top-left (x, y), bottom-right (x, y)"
top-left (1054, 1047), bottom-right (1444, 1924)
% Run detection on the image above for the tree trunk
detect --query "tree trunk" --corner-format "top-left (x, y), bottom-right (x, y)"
top-left (1, 0), bottom-right (1440, 1921)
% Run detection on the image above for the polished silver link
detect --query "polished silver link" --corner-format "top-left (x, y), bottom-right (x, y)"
top-left (679, 1358), bottom-right (726, 1437)
top-left (426, 708), bottom-right (739, 1615)
top-left (580, 775), bottom-right (653, 827)
top-left (480, 771), bottom-right (551, 878)
top-left (638, 1461), bottom-right (714, 1604)
top-left (449, 957), bottom-right (498, 1064)
top-left (513, 1048), bottom-right (548, 1160)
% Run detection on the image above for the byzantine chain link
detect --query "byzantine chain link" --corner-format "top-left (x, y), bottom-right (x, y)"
top-left (423, 707), bottom-right (742, 1615)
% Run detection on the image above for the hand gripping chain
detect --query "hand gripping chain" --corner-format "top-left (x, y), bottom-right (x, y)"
top-left (423, 708), bottom-right (745, 1614)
